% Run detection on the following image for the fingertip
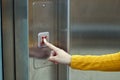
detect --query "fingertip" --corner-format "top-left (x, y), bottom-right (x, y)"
top-left (43, 38), bottom-right (51, 47)
top-left (43, 38), bottom-right (47, 44)
top-left (43, 39), bottom-right (59, 51)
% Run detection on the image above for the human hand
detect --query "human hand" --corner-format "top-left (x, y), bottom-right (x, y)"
top-left (44, 39), bottom-right (71, 65)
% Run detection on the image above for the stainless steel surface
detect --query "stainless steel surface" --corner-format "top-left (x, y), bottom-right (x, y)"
top-left (29, 0), bottom-right (57, 80)
top-left (69, 0), bottom-right (120, 80)
top-left (2, 0), bottom-right (15, 80)
top-left (57, 0), bottom-right (69, 80)
top-left (30, 0), bottom-right (57, 67)
top-left (29, 0), bottom-right (70, 80)
top-left (0, 1), bottom-right (3, 80)
top-left (70, 0), bottom-right (120, 52)
top-left (29, 0), bottom-right (57, 45)
top-left (70, 0), bottom-right (120, 47)
top-left (14, 0), bottom-right (29, 80)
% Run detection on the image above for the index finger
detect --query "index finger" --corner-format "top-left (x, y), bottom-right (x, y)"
top-left (43, 38), bottom-right (59, 51)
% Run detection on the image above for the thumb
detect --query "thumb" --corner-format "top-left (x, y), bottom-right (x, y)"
top-left (50, 51), bottom-right (57, 56)
top-left (48, 51), bottom-right (58, 64)
top-left (48, 56), bottom-right (58, 63)
top-left (49, 51), bottom-right (57, 59)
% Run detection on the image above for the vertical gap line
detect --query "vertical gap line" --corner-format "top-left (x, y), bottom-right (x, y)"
top-left (13, 0), bottom-right (16, 80)
top-left (67, 0), bottom-right (70, 80)
top-left (1, 0), bottom-right (4, 80)
top-left (56, 0), bottom-right (60, 80)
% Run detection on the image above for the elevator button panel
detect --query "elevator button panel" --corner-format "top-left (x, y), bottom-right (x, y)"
top-left (38, 32), bottom-right (49, 48)
top-left (32, 0), bottom-right (56, 69)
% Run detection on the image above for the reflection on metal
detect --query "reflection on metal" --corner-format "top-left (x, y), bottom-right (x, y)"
top-left (2, 0), bottom-right (29, 80)
top-left (31, 0), bottom-right (57, 68)
top-left (29, 0), bottom-right (69, 80)
top-left (2, 0), bottom-right (15, 80)
top-left (14, 0), bottom-right (29, 80)
top-left (70, 0), bottom-right (120, 47)
top-left (29, 0), bottom-right (58, 80)
top-left (57, 0), bottom-right (69, 80)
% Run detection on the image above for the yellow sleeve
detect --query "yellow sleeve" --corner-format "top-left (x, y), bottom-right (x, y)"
top-left (70, 52), bottom-right (120, 71)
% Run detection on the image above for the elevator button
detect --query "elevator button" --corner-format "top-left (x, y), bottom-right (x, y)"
top-left (38, 32), bottom-right (49, 48)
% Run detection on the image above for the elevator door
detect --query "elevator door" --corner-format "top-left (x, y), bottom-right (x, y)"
top-left (69, 0), bottom-right (120, 80)
top-left (2, 0), bottom-right (29, 80)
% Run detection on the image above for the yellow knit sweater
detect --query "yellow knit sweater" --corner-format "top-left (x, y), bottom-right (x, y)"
top-left (70, 52), bottom-right (120, 71)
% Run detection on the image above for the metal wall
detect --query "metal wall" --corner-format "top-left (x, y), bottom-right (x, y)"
top-left (14, 0), bottom-right (29, 80)
top-left (57, 0), bottom-right (70, 80)
top-left (29, 0), bottom-right (69, 80)
top-left (29, 0), bottom-right (58, 80)
top-left (2, 0), bottom-right (15, 79)
top-left (69, 0), bottom-right (120, 80)
top-left (2, 0), bottom-right (120, 80)
top-left (2, 0), bottom-right (29, 80)
top-left (2, 0), bottom-right (69, 80)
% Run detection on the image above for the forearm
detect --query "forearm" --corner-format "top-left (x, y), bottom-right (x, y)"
top-left (70, 52), bottom-right (120, 71)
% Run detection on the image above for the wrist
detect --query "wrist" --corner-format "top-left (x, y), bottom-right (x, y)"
top-left (67, 55), bottom-right (72, 65)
